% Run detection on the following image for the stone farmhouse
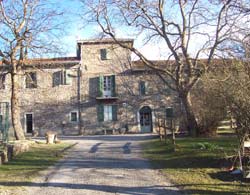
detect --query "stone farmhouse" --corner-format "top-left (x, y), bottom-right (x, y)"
top-left (0, 39), bottom-right (181, 136)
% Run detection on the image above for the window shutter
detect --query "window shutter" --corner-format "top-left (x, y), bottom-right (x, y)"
top-left (111, 75), bottom-right (116, 97)
top-left (100, 49), bottom-right (107, 60)
top-left (65, 70), bottom-right (72, 85)
top-left (112, 105), bottom-right (118, 121)
top-left (25, 72), bottom-right (37, 88)
top-left (139, 81), bottom-right (146, 95)
top-left (0, 115), bottom-right (3, 132)
top-left (53, 71), bottom-right (62, 87)
top-left (0, 75), bottom-right (6, 89)
top-left (165, 86), bottom-right (172, 95)
top-left (98, 75), bottom-right (104, 97)
top-left (97, 104), bottom-right (104, 122)
top-left (32, 72), bottom-right (37, 88)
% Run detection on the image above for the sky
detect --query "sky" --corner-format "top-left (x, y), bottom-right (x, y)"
top-left (0, 0), bottom-right (248, 60)
top-left (25, 0), bottom-right (249, 60)
top-left (56, 0), bottom-right (233, 60)
top-left (55, 0), bottom-right (172, 60)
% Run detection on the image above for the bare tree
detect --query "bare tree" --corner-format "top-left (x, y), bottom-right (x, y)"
top-left (0, 0), bottom-right (64, 140)
top-left (82, 0), bottom-right (249, 136)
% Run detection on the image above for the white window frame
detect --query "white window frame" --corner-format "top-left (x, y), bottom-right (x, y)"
top-left (104, 105), bottom-right (112, 121)
top-left (70, 111), bottom-right (78, 123)
top-left (103, 76), bottom-right (112, 97)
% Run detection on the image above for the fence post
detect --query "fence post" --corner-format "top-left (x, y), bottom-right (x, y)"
top-left (163, 119), bottom-right (167, 143)
top-left (158, 118), bottom-right (162, 141)
top-left (171, 119), bottom-right (176, 147)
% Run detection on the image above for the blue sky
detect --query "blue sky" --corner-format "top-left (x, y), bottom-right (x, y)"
top-left (50, 0), bottom-right (249, 60)
top-left (48, 1), bottom-right (193, 59)
top-left (0, 0), bottom-right (248, 60)
top-left (53, 0), bottom-right (169, 60)
top-left (55, 0), bottom-right (221, 60)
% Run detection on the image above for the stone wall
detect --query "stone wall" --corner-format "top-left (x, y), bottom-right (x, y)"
top-left (78, 40), bottom-right (181, 134)
top-left (0, 39), bottom-right (181, 136)
top-left (0, 65), bottom-right (81, 136)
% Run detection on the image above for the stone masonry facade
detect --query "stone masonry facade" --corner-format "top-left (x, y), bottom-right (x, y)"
top-left (0, 39), bottom-right (182, 136)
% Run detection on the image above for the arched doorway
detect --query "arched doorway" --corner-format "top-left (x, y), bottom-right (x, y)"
top-left (139, 106), bottom-right (152, 133)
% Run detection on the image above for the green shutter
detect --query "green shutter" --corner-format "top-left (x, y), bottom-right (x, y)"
top-left (97, 104), bottom-right (104, 122)
top-left (100, 49), bottom-right (107, 60)
top-left (144, 82), bottom-right (147, 95)
top-left (165, 86), bottom-right (172, 95)
top-left (33, 72), bottom-right (37, 88)
top-left (140, 81), bottom-right (146, 95)
top-left (111, 75), bottom-right (116, 97)
top-left (98, 75), bottom-right (104, 97)
top-left (52, 71), bottom-right (61, 87)
top-left (112, 105), bottom-right (118, 121)
top-left (0, 115), bottom-right (3, 132)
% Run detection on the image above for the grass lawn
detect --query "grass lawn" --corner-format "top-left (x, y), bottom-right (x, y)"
top-left (0, 142), bottom-right (73, 193)
top-left (143, 136), bottom-right (250, 195)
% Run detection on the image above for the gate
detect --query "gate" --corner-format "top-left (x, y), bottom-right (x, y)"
top-left (0, 102), bottom-right (10, 144)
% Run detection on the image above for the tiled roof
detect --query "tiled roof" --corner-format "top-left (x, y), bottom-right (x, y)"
top-left (0, 57), bottom-right (80, 67)
top-left (131, 58), bottom-right (237, 70)
top-left (24, 57), bottom-right (79, 65)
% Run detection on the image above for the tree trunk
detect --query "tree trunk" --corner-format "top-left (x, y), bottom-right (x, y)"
top-left (180, 92), bottom-right (199, 137)
top-left (11, 72), bottom-right (25, 140)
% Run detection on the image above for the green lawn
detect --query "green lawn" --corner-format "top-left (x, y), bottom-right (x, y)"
top-left (143, 137), bottom-right (250, 195)
top-left (0, 142), bottom-right (73, 192)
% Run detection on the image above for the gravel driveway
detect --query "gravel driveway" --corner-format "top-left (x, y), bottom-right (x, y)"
top-left (24, 134), bottom-right (181, 195)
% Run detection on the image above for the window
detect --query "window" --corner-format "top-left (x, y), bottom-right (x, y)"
top-left (104, 105), bottom-right (112, 121)
top-left (139, 81), bottom-right (146, 95)
top-left (98, 75), bottom-right (116, 97)
top-left (0, 75), bottom-right (6, 90)
top-left (103, 76), bottom-right (112, 96)
top-left (70, 111), bottom-right (78, 122)
top-left (25, 72), bottom-right (37, 88)
top-left (97, 104), bottom-right (117, 122)
top-left (53, 70), bottom-right (72, 87)
top-left (100, 48), bottom-right (107, 60)
top-left (25, 113), bottom-right (33, 133)
top-left (164, 85), bottom-right (172, 95)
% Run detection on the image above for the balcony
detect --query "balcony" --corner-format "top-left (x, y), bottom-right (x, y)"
top-left (96, 75), bottom-right (118, 100)
top-left (96, 92), bottom-right (118, 100)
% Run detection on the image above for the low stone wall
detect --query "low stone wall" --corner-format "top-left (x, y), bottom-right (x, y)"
top-left (0, 140), bottom-right (33, 164)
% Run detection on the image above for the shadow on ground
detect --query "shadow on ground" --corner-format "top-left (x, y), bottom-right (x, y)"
top-left (209, 171), bottom-right (249, 183)
top-left (0, 182), bottom-right (182, 195)
top-left (0, 181), bottom-right (248, 195)
top-left (174, 183), bottom-right (249, 195)
top-left (34, 134), bottom-right (158, 142)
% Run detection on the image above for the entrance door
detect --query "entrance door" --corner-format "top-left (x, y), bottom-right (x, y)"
top-left (25, 114), bottom-right (33, 133)
top-left (139, 106), bottom-right (152, 133)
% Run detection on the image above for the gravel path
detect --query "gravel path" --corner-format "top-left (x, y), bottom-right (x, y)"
top-left (24, 134), bottom-right (181, 195)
